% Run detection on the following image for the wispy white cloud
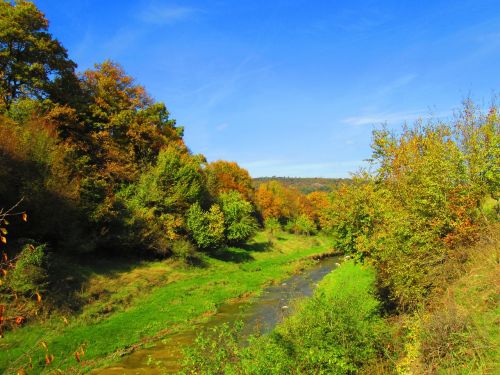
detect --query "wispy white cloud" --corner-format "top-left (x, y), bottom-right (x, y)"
top-left (376, 73), bottom-right (417, 97)
top-left (138, 4), bottom-right (199, 25)
top-left (215, 123), bottom-right (229, 131)
top-left (342, 110), bottom-right (424, 126)
top-left (201, 57), bottom-right (276, 111)
top-left (342, 109), bottom-right (452, 126)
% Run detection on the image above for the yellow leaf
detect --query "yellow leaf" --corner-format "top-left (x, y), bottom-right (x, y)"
top-left (0, 228), bottom-right (6, 235)
top-left (0, 236), bottom-right (6, 244)
top-left (40, 341), bottom-right (48, 351)
top-left (35, 292), bottom-right (42, 303)
top-left (22, 212), bottom-right (27, 222)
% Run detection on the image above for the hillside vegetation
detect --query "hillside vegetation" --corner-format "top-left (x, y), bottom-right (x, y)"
top-left (253, 177), bottom-right (351, 194)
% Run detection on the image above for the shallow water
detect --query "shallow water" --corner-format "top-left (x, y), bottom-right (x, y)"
top-left (95, 256), bottom-right (340, 374)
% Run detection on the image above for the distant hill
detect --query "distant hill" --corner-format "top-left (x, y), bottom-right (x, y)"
top-left (253, 177), bottom-right (352, 194)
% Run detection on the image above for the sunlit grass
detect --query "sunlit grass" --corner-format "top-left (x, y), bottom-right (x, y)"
top-left (0, 231), bottom-right (332, 373)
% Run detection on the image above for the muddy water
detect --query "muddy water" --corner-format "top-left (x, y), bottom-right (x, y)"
top-left (96, 257), bottom-right (340, 374)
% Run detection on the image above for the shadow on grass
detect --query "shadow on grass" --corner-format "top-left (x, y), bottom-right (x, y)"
top-left (187, 255), bottom-right (208, 268)
top-left (241, 241), bottom-right (272, 252)
top-left (209, 247), bottom-right (255, 263)
top-left (47, 254), bottom-right (141, 313)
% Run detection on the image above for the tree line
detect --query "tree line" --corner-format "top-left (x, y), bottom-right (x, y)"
top-left (0, 1), bottom-right (334, 331)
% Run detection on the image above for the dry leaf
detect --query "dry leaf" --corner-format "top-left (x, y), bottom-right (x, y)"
top-left (45, 354), bottom-right (54, 365)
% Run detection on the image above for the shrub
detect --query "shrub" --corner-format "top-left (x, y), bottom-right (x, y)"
top-left (186, 203), bottom-right (225, 250)
top-left (182, 321), bottom-right (243, 374)
top-left (264, 217), bottom-right (281, 234)
top-left (219, 191), bottom-right (258, 245)
top-left (6, 243), bottom-right (48, 296)
top-left (284, 214), bottom-right (317, 235)
top-left (171, 239), bottom-right (197, 262)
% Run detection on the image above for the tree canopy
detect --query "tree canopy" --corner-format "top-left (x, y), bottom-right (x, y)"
top-left (0, 0), bottom-right (77, 110)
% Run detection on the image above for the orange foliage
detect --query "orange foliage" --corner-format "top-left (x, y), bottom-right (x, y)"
top-left (255, 180), bottom-right (312, 221)
top-left (306, 191), bottom-right (330, 224)
top-left (206, 161), bottom-right (254, 202)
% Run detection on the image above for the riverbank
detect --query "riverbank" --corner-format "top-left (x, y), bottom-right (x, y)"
top-left (1, 231), bottom-right (333, 374)
top-left (98, 256), bottom-right (341, 374)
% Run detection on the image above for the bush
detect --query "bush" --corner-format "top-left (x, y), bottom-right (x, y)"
top-left (186, 203), bottom-right (225, 250)
top-left (171, 239), bottom-right (197, 262)
top-left (264, 217), bottom-right (280, 233)
top-left (182, 321), bottom-right (243, 374)
top-left (6, 243), bottom-right (48, 296)
top-left (284, 214), bottom-right (317, 235)
top-left (219, 191), bottom-right (258, 245)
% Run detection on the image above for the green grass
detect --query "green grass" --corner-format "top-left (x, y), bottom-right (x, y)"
top-left (0, 231), bottom-right (332, 374)
top-left (183, 260), bottom-right (388, 374)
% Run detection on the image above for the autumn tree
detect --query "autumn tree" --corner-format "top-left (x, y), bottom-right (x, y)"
top-left (320, 179), bottom-right (378, 256)
top-left (80, 61), bottom-right (185, 181)
top-left (255, 180), bottom-right (308, 223)
top-left (0, 0), bottom-right (77, 110)
top-left (205, 160), bottom-right (254, 202)
top-left (306, 191), bottom-right (330, 228)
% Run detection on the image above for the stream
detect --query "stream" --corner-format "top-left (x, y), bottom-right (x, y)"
top-left (95, 256), bottom-right (340, 374)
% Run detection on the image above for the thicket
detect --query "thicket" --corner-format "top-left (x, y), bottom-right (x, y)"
top-left (322, 105), bottom-right (499, 311)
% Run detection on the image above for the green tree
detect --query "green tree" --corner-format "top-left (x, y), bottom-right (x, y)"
top-left (116, 147), bottom-right (206, 254)
top-left (219, 191), bottom-right (258, 245)
top-left (288, 214), bottom-right (317, 235)
top-left (186, 203), bottom-right (225, 250)
top-left (0, 0), bottom-right (77, 110)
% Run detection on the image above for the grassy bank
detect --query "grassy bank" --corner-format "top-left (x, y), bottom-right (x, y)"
top-left (1, 232), bottom-right (332, 374)
top-left (394, 224), bottom-right (500, 374)
top-left (183, 260), bottom-right (388, 374)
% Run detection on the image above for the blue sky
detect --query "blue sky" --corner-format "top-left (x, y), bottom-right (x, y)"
top-left (34, 0), bottom-right (500, 177)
